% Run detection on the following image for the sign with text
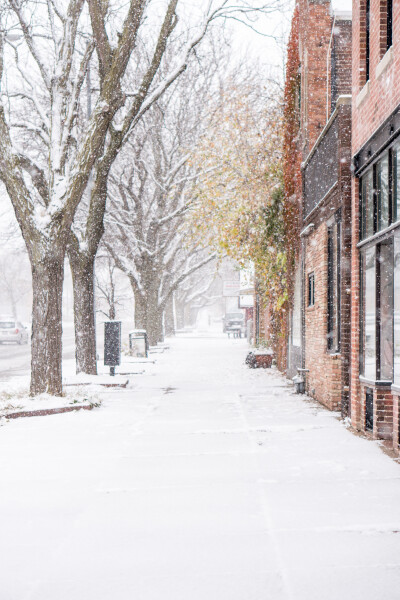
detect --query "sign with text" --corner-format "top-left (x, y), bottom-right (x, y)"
top-left (223, 280), bottom-right (240, 297)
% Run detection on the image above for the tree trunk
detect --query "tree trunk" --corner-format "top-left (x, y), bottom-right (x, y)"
top-left (69, 251), bottom-right (97, 375)
top-left (133, 289), bottom-right (164, 346)
top-left (175, 300), bottom-right (185, 330)
top-left (164, 294), bottom-right (175, 337)
top-left (30, 252), bottom-right (64, 396)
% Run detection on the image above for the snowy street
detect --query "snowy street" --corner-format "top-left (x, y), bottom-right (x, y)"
top-left (0, 324), bottom-right (76, 382)
top-left (1, 332), bottom-right (400, 599)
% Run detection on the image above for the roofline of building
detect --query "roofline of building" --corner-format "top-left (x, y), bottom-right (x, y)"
top-left (331, 9), bottom-right (352, 20)
top-left (301, 94), bottom-right (352, 170)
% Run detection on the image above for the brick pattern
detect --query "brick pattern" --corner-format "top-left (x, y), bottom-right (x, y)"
top-left (352, 0), bottom-right (400, 452)
top-left (303, 170), bottom-right (351, 414)
top-left (353, 0), bottom-right (400, 153)
top-left (298, 0), bottom-right (333, 153)
top-left (299, 10), bottom-right (352, 415)
top-left (338, 106), bottom-right (353, 415)
top-left (332, 20), bottom-right (353, 107)
top-left (359, 383), bottom-right (393, 440)
top-left (350, 177), bottom-right (362, 430)
top-left (379, 0), bottom-right (389, 59)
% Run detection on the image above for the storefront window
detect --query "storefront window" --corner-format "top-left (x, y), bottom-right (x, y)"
top-left (377, 153), bottom-right (389, 231)
top-left (361, 241), bottom-right (394, 382)
top-left (393, 143), bottom-right (400, 223)
top-left (362, 246), bottom-right (376, 379)
top-left (394, 231), bottom-right (400, 384)
top-left (361, 169), bottom-right (374, 239)
top-left (378, 240), bottom-right (393, 380)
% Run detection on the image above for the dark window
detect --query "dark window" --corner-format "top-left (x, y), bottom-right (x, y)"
top-left (377, 153), bottom-right (390, 230)
top-left (393, 230), bottom-right (400, 384)
top-left (361, 169), bottom-right (374, 239)
top-left (387, 0), bottom-right (393, 50)
top-left (327, 220), bottom-right (341, 352)
top-left (361, 152), bottom-right (391, 240)
top-left (366, 0), bottom-right (370, 81)
top-left (393, 143), bottom-right (400, 222)
top-left (304, 118), bottom-right (339, 218)
top-left (308, 273), bottom-right (315, 307)
top-left (366, 388), bottom-right (374, 431)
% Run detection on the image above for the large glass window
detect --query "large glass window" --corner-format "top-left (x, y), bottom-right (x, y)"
top-left (393, 143), bottom-right (400, 223)
top-left (377, 153), bottom-right (389, 231)
top-left (361, 241), bottom-right (394, 381)
top-left (394, 231), bottom-right (400, 384)
top-left (361, 152), bottom-right (392, 239)
top-left (361, 246), bottom-right (376, 379)
top-left (361, 169), bottom-right (374, 239)
top-left (378, 239), bottom-right (393, 380)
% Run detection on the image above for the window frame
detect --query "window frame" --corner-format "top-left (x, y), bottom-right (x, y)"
top-left (366, 0), bottom-right (371, 82)
top-left (360, 149), bottom-right (394, 241)
top-left (308, 272), bottom-right (315, 308)
top-left (387, 0), bottom-right (393, 51)
top-left (360, 239), bottom-right (394, 383)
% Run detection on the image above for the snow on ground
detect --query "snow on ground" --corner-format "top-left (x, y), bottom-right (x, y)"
top-left (1, 333), bottom-right (400, 599)
top-left (0, 380), bottom-right (101, 416)
top-left (0, 354), bottom-right (157, 417)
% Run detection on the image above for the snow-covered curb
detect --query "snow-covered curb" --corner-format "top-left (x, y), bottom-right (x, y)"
top-left (0, 382), bottom-right (102, 420)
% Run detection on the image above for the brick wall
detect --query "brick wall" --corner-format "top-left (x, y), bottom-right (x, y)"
top-left (332, 20), bottom-right (353, 108)
top-left (298, 0), bottom-right (333, 153)
top-left (350, 177), bottom-right (362, 429)
top-left (351, 0), bottom-right (400, 451)
top-left (359, 383), bottom-right (394, 440)
top-left (353, 0), bottom-right (400, 153)
top-left (304, 220), bottom-right (342, 410)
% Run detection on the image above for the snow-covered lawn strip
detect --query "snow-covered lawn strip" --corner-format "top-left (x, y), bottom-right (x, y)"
top-left (0, 377), bottom-right (102, 419)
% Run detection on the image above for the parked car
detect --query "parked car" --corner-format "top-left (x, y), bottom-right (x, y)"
top-left (222, 312), bottom-right (245, 337)
top-left (0, 318), bottom-right (29, 344)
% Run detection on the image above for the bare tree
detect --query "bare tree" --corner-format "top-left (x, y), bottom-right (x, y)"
top-left (101, 63), bottom-right (220, 344)
top-left (0, 0), bottom-right (268, 393)
top-left (95, 255), bottom-right (131, 321)
top-left (63, 1), bottom-right (278, 376)
top-left (0, 0), bottom-right (161, 393)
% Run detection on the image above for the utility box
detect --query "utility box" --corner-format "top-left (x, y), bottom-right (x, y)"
top-left (129, 330), bottom-right (148, 358)
top-left (104, 321), bottom-right (121, 374)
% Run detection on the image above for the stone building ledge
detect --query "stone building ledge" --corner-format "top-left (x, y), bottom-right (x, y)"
top-left (376, 46), bottom-right (393, 80)
top-left (356, 80), bottom-right (370, 108)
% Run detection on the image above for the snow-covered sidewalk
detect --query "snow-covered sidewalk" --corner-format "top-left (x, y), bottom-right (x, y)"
top-left (1, 333), bottom-right (400, 599)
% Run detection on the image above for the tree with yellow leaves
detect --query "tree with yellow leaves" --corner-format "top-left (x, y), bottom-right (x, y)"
top-left (189, 79), bottom-right (287, 318)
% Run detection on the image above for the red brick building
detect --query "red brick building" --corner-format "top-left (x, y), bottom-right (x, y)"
top-left (350, 0), bottom-right (400, 451)
top-left (284, 0), bottom-right (352, 412)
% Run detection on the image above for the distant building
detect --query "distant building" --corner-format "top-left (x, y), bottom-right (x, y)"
top-left (283, 0), bottom-right (352, 412)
